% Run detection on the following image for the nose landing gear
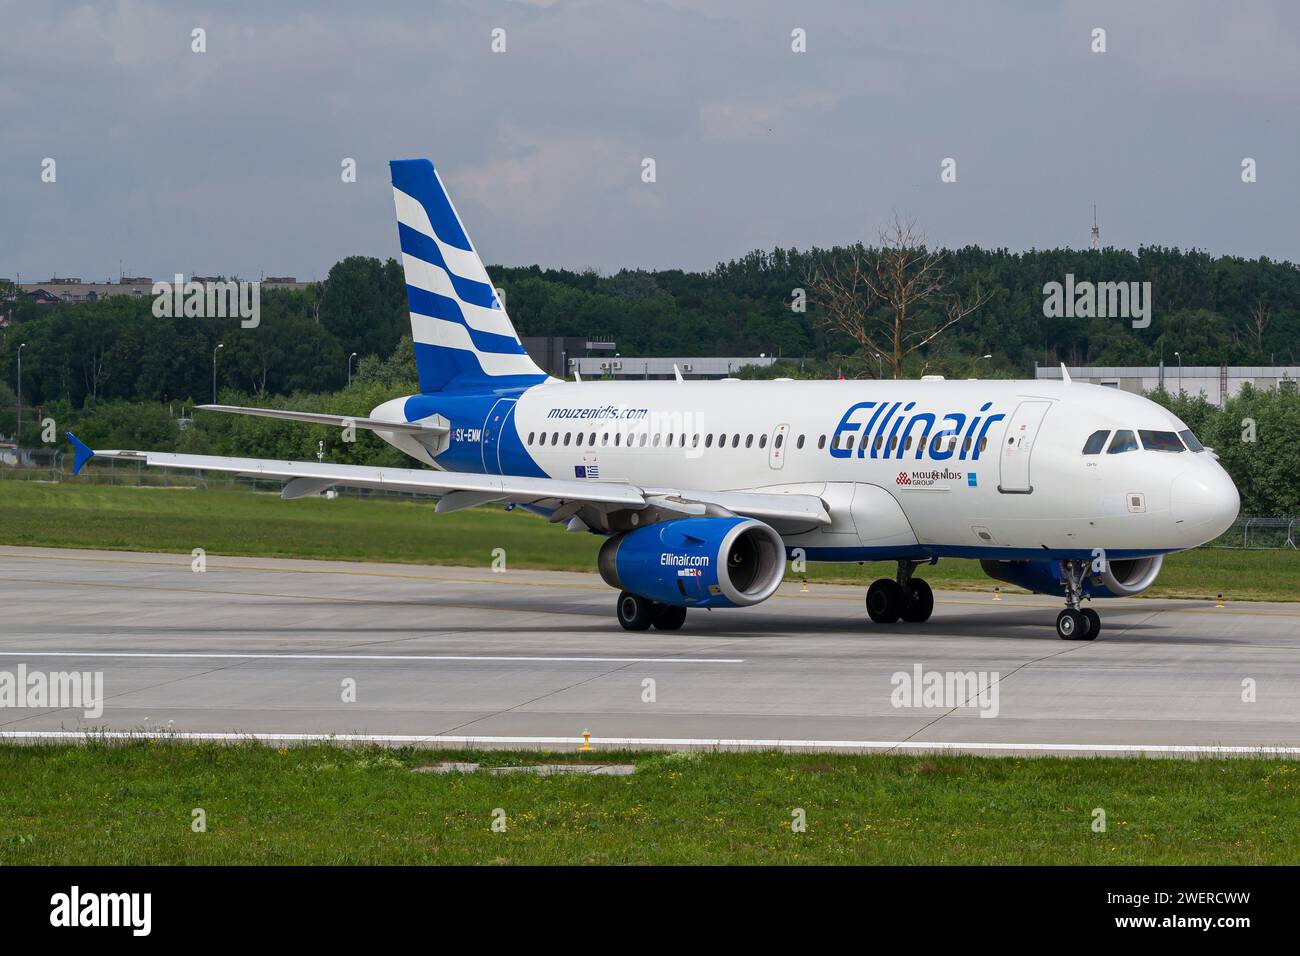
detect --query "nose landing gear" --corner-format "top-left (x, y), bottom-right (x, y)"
top-left (1056, 561), bottom-right (1101, 640)
top-left (866, 561), bottom-right (934, 624)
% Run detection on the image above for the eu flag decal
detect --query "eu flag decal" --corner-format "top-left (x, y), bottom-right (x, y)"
top-left (967, 472), bottom-right (978, 487)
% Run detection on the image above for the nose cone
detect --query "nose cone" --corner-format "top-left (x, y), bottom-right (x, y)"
top-left (1171, 466), bottom-right (1239, 544)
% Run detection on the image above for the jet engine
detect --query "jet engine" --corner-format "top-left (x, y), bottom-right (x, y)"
top-left (979, 555), bottom-right (1163, 598)
top-left (599, 516), bottom-right (786, 608)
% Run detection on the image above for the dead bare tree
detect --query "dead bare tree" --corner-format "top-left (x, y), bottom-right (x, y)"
top-left (1247, 298), bottom-right (1271, 354)
top-left (807, 215), bottom-right (991, 378)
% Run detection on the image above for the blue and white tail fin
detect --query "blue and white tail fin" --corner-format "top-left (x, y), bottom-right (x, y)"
top-left (390, 158), bottom-right (548, 393)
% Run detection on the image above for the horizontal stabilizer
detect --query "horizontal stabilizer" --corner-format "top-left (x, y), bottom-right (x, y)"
top-left (196, 404), bottom-right (446, 434)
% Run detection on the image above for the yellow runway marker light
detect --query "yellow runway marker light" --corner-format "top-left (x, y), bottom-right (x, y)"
top-left (579, 729), bottom-right (593, 752)
top-left (993, 587), bottom-right (1002, 602)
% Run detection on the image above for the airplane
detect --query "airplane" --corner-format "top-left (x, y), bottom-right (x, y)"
top-left (66, 158), bottom-right (1240, 641)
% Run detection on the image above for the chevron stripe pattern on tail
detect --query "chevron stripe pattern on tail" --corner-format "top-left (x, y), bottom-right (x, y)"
top-left (389, 158), bottom-right (548, 393)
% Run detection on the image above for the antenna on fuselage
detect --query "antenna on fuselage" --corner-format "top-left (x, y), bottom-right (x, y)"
top-left (1060, 362), bottom-right (1072, 384)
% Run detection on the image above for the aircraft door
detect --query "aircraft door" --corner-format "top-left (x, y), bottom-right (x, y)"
top-left (768, 424), bottom-right (789, 470)
top-left (480, 398), bottom-right (517, 475)
top-left (997, 400), bottom-right (1051, 494)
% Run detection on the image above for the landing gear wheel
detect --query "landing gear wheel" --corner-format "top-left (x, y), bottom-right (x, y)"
top-left (1056, 608), bottom-right (1085, 640)
top-left (866, 579), bottom-right (905, 624)
top-left (652, 604), bottom-right (687, 631)
top-left (617, 591), bottom-right (655, 631)
top-left (1079, 608), bottom-right (1101, 641)
top-left (900, 579), bottom-right (934, 623)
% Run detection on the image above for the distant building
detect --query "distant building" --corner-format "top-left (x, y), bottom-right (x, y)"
top-left (521, 336), bottom-right (615, 378)
top-left (1036, 364), bottom-right (1300, 407)
top-left (573, 355), bottom-right (779, 381)
top-left (19, 275), bottom-right (312, 303)
top-left (521, 336), bottom-right (777, 380)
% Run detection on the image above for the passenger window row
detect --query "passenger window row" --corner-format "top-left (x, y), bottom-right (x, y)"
top-left (834, 433), bottom-right (988, 455)
top-left (526, 428), bottom-right (991, 455)
top-left (526, 430), bottom-right (808, 450)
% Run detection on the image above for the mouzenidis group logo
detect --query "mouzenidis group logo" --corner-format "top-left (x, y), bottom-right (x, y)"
top-left (897, 467), bottom-right (964, 487)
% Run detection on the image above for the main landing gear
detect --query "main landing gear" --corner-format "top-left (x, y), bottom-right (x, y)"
top-left (616, 591), bottom-right (687, 632)
top-left (866, 561), bottom-right (934, 624)
top-left (1055, 560), bottom-right (1101, 641)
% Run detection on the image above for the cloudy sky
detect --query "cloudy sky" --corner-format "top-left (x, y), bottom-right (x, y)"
top-left (3, 0), bottom-right (1297, 282)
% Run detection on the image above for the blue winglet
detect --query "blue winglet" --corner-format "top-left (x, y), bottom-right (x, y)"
top-left (67, 433), bottom-right (94, 475)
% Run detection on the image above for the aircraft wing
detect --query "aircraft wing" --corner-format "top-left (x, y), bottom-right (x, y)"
top-left (66, 435), bottom-right (830, 529)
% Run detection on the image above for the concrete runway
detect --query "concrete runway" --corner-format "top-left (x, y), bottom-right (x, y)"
top-left (1, 545), bottom-right (1298, 756)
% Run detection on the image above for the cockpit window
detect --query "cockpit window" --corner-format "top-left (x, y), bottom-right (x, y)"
top-left (1179, 428), bottom-right (1205, 452)
top-left (1139, 430), bottom-right (1185, 452)
top-left (1082, 430), bottom-right (1110, 455)
top-left (1107, 430), bottom-right (1138, 454)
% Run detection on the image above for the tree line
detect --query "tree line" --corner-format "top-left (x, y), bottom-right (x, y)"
top-left (3, 243), bottom-right (1299, 414)
top-left (3, 241), bottom-right (1299, 514)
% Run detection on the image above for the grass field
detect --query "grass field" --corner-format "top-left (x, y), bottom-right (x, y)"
top-left (0, 743), bottom-right (1296, 864)
top-left (1, 480), bottom-right (1296, 600)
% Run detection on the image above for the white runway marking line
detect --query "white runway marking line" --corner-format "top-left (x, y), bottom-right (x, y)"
top-left (0, 651), bottom-right (743, 665)
top-left (0, 730), bottom-right (1297, 756)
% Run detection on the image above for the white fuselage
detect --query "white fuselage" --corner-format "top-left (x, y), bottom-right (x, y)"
top-left (376, 377), bottom-right (1240, 561)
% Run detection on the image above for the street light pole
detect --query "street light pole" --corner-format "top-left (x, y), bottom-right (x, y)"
top-left (347, 352), bottom-right (357, 386)
top-left (1174, 351), bottom-right (1182, 395)
top-left (212, 343), bottom-right (224, 403)
top-left (16, 342), bottom-right (26, 444)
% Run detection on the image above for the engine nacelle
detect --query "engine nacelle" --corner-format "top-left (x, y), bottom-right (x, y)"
top-left (599, 517), bottom-right (786, 608)
top-left (979, 555), bottom-right (1163, 599)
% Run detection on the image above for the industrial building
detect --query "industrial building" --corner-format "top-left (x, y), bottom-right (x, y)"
top-left (1035, 363), bottom-right (1299, 406)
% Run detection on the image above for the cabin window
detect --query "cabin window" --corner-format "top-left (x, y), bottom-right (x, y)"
top-left (538, 432), bottom-right (547, 446)
top-left (745, 434), bottom-right (754, 448)
top-left (652, 433), bottom-right (661, 447)
top-left (1081, 430), bottom-right (1109, 455)
top-left (978, 437), bottom-right (987, 452)
top-left (527, 432), bottom-right (535, 445)
top-left (817, 435), bottom-right (826, 450)
top-left (563, 432), bottom-right (571, 446)
top-left (552, 432), bottom-right (559, 445)
top-left (796, 435), bottom-right (805, 449)
top-left (1107, 430), bottom-right (1138, 454)
top-left (904, 436), bottom-right (913, 451)
top-left (705, 434), bottom-right (713, 448)
top-left (1179, 429), bottom-right (1205, 452)
top-left (874, 436), bottom-right (883, 452)
top-left (731, 434), bottom-right (740, 448)
top-left (759, 434), bottom-right (767, 449)
top-left (775, 433), bottom-right (784, 449)
top-left (931, 435), bottom-right (942, 453)
top-left (962, 436), bottom-right (972, 453)
top-left (692, 434), bottom-right (699, 447)
top-left (640, 432), bottom-right (649, 447)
